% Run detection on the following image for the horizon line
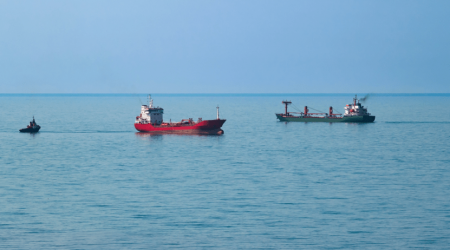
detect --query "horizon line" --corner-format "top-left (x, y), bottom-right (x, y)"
top-left (0, 93), bottom-right (449, 96)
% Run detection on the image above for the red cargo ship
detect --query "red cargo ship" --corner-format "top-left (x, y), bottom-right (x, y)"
top-left (134, 95), bottom-right (226, 134)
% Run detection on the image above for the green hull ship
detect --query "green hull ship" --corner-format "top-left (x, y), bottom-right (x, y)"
top-left (276, 114), bottom-right (375, 123)
top-left (276, 95), bottom-right (375, 123)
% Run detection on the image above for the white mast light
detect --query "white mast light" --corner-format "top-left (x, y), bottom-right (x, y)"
top-left (217, 106), bottom-right (219, 120)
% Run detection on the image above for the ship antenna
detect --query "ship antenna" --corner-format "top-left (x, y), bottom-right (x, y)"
top-left (217, 105), bottom-right (219, 120)
top-left (148, 94), bottom-right (153, 108)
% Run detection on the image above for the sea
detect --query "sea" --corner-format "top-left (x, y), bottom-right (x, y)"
top-left (0, 94), bottom-right (449, 249)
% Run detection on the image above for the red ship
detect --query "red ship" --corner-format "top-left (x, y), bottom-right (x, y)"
top-left (134, 95), bottom-right (226, 134)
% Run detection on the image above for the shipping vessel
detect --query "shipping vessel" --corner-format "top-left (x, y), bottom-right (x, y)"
top-left (276, 95), bottom-right (375, 123)
top-left (134, 95), bottom-right (226, 134)
top-left (19, 116), bottom-right (41, 133)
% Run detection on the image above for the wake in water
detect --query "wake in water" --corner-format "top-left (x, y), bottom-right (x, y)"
top-left (385, 121), bottom-right (450, 124)
top-left (34, 130), bottom-right (135, 133)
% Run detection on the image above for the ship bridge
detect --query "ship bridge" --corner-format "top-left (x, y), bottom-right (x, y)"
top-left (344, 95), bottom-right (371, 117)
top-left (136, 95), bottom-right (164, 125)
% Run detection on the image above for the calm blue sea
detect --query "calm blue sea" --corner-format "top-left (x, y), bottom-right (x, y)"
top-left (0, 94), bottom-right (449, 249)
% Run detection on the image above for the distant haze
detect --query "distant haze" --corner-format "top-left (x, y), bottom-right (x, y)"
top-left (0, 0), bottom-right (449, 93)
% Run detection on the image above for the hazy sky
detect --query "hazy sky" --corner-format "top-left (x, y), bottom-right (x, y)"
top-left (0, 0), bottom-right (449, 93)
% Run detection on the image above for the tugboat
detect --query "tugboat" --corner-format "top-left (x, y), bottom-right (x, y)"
top-left (134, 95), bottom-right (226, 134)
top-left (276, 95), bottom-right (375, 123)
top-left (19, 116), bottom-right (41, 133)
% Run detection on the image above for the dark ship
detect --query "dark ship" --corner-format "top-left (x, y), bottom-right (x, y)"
top-left (20, 117), bottom-right (41, 133)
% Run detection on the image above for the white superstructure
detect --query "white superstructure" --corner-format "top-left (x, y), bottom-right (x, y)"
top-left (344, 95), bottom-right (371, 117)
top-left (135, 95), bottom-right (164, 125)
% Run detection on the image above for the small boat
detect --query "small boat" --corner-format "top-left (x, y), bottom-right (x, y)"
top-left (19, 117), bottom-right (41, 133)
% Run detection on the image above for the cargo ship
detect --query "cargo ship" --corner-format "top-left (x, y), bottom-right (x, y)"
top-left (276, 95), bottom-right (375, 123)
top-left (134, 95), bottom-right (226, 134)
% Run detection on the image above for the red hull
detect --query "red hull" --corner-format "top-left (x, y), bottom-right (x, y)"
top-left (134, 119), bottom-right (226, 134)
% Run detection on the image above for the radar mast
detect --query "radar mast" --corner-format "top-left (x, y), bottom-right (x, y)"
top-left (148, 95), bottom-right (153, 108)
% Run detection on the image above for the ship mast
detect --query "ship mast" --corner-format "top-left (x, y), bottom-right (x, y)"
top-left (282, 100), bottom-right (292, 116)
top-left (148, 94), bottom-right (153, 108)
top-left (217, 106), bottom-right (220, 120)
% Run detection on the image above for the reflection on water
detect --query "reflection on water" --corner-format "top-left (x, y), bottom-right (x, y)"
top-left (344, 122), bottom-right (375, 126)
top-left (29, 132), bottom-right (39, 138)
top-left (19, 131), bottom-right (40, 138)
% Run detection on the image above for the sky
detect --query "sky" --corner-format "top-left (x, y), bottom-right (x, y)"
top-left (0, 0), bottom-right (449, 93)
